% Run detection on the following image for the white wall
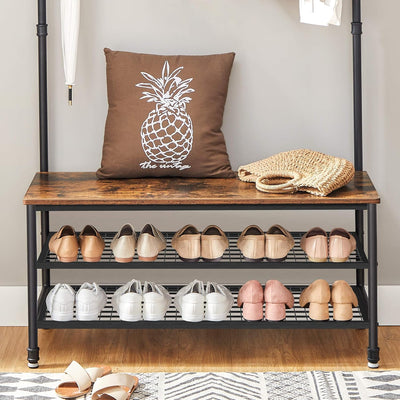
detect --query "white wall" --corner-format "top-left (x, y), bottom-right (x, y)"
top-left (0, 0), bottom-right (399, 288)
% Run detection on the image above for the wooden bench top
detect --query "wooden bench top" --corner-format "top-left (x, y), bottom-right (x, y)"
top-left (23, 171), bottom-right (380, 206)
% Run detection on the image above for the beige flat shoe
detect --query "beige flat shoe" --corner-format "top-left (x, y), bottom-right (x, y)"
top-left (171, 224), bottom-right (201, 262)
top-left (137, 224), bottom-right (166, 261)
top-left (237, 225), bottom-right (265, 261)
top-left (300, 227), bottom-right (328, 262)
top-left (49, 225), bottom-right (79, 263)
top-left (330, 280), bottom-right (358, 321)
top-left (265, 224), bottom-right (294, 262)
top-left (299, 279), bottom-right (330, 320)
top-left (201, 225), bottom-right (228, 262)
top-left (111, 223), bottom-right (136, 263)
top-left (79, 225), bottom-right (105, 262)
top-left (329, 228), bottom-right (357, 262)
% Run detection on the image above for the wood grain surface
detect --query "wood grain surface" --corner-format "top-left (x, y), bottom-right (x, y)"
top-left (0, 327), bottom-right (397, 372)
top-left (23, 171), bottom-right (380, 205)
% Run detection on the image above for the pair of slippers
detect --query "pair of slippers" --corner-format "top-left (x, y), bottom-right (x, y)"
top-left (56, 361), bottom-right (139, 399)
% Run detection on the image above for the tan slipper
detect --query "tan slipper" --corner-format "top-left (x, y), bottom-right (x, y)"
top-left (237, 225), bottom-right (265, 261)
top-left (265, 224), bottom-right (294, 262)
top-left (171, 224), bottom-right (201, 262)
top-left (92, 373), bottom-right (139, 400)
top-left (55, 361), bottom-right (111, 399)
top-left (49, 225), bottom-right (79, 263)
top-left (201, 225), bottom-right (228, 262)
top-left (330, 280), bottom-right (358, 321)
top-left (299, 279), bottom-right (330, 321)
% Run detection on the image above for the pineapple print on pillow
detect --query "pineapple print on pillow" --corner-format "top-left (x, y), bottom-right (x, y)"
top-left (136, 61), bottom-right (195, 170)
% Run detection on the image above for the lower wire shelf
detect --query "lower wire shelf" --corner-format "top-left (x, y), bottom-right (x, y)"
top-left (37, 284), bottom-right (369, 330)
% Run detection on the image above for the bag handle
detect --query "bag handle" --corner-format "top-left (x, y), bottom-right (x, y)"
top-left (255, 171), bottom-right (301, 194)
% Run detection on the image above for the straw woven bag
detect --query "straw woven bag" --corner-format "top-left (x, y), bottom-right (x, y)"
top-left (238, 149), bottom-right (355, 197)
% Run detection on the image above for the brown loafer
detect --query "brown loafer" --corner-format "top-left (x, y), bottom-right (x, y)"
top-left (330, 280), bottom-right (358, 321)
top-left (329, 228), bottom-right (356, 262)
top-left (171, 224), bottom-right (201, 262)
top-left (237, 225), bottom-right (265, 261)
top-left (79, 225), bottom-right (105, 262)
top-left (299, 279), bottom-right (330, 320)
top-left (137, 224), bottom-right (166, 261)
top-left (265, 224), bottom-right (294, 262)
top-left (201, 225), bottom-right (228, 262)
top-left (49, 225), bottom-right (79, 263)
top-left (300, 227), bottom-right (328, 262)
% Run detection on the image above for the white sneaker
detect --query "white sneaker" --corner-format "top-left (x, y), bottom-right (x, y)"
top-left (142, 281), bottom-right (171, 321)
top-left (112, 279), bottom-right (142, 322)
top-left (46, 283), bottom-right (75, 321)
top-left (175, 280), bottom-right (205, 322)
top-left (76, 282), bottom-right (107, 321)
top-left (205, 282), bottom-right (234, 321)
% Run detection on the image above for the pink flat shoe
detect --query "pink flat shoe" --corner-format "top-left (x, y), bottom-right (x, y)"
top-left (237, 280), bottom-right (264, 321)
top-left (264, 280), bottom-right (294, 321)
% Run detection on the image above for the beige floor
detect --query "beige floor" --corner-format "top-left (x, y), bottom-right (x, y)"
top-left (0, 327), bottom-right (399, 372)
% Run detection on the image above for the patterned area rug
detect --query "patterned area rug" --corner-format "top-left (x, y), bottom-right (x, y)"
top-left (1, 370), bottom-right (400, 399)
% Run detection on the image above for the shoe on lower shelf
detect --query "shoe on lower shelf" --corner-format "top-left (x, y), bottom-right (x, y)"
top-left (76, 282), bottom-right (107, 321)
top-left (175, 280), bottom-right (205, 322)
top-left (237, 280), bottom-right (264, 321)
top-left (46, 283), bottom-right (75, 321)
top-left (49, 225), bottom-right (79, 263)
top-left (112, 279), bottom-right (143, 322)
top-left (205, 282), bottom-right (234, 321)
top-left (299, 279), bottom-right (330, 321)
top-left (142, 281), bottom-right (171, 321)
top-left (111, 223), bottom-right (137, 263)
top-left (264, 280), bottom-right (294, 321)
top-left (330, 280), bottom-right (358, 321)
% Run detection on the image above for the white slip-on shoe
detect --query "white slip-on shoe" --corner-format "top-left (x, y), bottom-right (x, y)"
top-left (142, 281), bottom-right (171, 321)
top-left (76, 282), bottom-right (107, 321)
top-left (111, 224), bottom-right (137, 263)
top-left (112, 279), bottom-right (142, 322)
top-left (46, 283), bottom-right (75, 321)
top-left (205, 282), bottom-right (234, 321)
top-left (175, 280), bottom-right (205, 322)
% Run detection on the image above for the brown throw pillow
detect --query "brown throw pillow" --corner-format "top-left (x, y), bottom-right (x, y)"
top-left (97, 49), bottom-right (235, 179)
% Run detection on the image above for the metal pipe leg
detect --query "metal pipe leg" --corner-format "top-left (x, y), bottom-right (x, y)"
top-left (356, 209), bottom-right (365, 287)
top-left (367, 204), bottom-right (379, 368)
top-left (41, 211), bottom-right (50, 287)
top-left (27, 205), bottom-right (39, 368)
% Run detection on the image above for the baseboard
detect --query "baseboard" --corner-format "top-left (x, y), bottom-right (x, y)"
top-left (0, 285), bottom-right (399, 326)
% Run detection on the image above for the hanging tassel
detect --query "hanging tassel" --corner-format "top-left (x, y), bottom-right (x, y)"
top-left (68, 85), bottom-right (73, 106)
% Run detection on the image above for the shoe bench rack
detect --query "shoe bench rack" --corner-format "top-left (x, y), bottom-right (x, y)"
top-left (25, 0), bottom-right (380, 368)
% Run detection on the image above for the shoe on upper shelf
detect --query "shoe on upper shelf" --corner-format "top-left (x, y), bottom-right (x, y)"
top-left (76, 282), bottom-right (107, 321)
top-left (49, 225), bottom-right (79, 263)
top-left (171, 225), bottom-right (201, 262)
top-left (142, 281), bottom-right (171, 321)
top-left (46, 283), bottom-right (75, 321)
top-left (175, 280), bottom-right (205, 322)
top-left (112, 279), bottom-right (142, 322)
top-left (79, 225), bottom-right (105, 262)
top-left (300, 227), bottom-right (328, 262)
top-left (329, 228), bottom-right (356, 262)
top-left (237, 280), bottom-right (264, 321)
top-left (299, 279), bottom-right (330, 321)
top-left (137, 224), bottom-right (166, 261)
top-left (205, 282), bottom-right (234, 321)
top-left (330, 280), bottom-right (358, 321)
top-left (111, 224), bottom-right (137, 263)
top-left (237, 225), bottom-right (265, 261)
top-left (201, 225), bottom-right (228, 262)
top-left (264, 280), bottom-right (294, 321)
top-left (265, 225), bottom-right (294, 262)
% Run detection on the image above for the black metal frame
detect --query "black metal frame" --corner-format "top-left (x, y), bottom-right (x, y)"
top-left (27, 0), bottom-right (379, 368)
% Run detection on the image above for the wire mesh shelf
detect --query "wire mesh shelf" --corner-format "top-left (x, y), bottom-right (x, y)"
top-left (38, 284), bottom-right (369, 330)
top-left (37, 231), bottom-right (368, 269)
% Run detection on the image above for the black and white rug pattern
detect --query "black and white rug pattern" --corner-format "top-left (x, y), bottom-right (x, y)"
top-left (1, 370), bottom-right (400, 399)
